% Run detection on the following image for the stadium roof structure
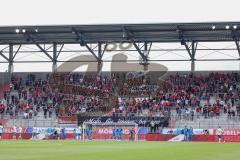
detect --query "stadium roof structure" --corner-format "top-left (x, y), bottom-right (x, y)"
top-left (0, 22), bottom-right (240, 44)
top-left (0, 22), bottom-right (240, 75)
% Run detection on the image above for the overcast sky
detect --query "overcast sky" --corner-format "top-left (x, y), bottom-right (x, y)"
top-left (0, 0), bottom-right (239, 25)
top-left (0, 0), bottom-right (239, 71)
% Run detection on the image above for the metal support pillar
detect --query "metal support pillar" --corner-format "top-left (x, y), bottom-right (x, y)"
top-left (235, 40), bottom-right (240, 57)
top-left (191, 61), bottom-right (195, 72)
top-left (182, 40), bottom-right (197, 72)
top-left (52, 43), bottom-right (58, 72)
top-left (97, 42), bottom-right (102, 73)
top-left (8, 44), bottom-right (14, 80)
top-left (132, 41), bottom-right (150, 71)
top-left (191, 42), bottom-right (197, 72)
top-left (143, 42), bottom-right (149, 71)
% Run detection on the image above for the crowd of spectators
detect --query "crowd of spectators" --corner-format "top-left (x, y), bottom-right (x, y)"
top-left (0, 74), bottom-right (109, 118)
top-left (0, 74), bottom-right (55, 119)
top-left (112, 72), bottom-right (240, 120)
top-left (0, 72), bottom-right (239, 121)
top-left (168, 73), bottom-right (240, 120)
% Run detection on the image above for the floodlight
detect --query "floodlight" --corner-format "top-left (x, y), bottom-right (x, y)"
top-left (15, 28), bottom-right (20, 33)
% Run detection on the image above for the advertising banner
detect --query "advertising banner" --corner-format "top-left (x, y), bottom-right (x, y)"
top-left (213, 129), bottom-right (240, 136)
top-left (78, 116), bottom-right (169, 127)
top-left (162, 128), bottom-right (214, 135)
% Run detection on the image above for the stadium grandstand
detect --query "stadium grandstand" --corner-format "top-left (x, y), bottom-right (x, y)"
top-left (0, 22), bottom-right (240, 160)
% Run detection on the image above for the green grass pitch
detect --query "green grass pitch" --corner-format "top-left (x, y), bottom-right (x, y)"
top-left (0, 140), bottom-right (239, 160)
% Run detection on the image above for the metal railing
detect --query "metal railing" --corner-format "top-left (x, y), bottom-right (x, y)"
top-left (172, 114), bottom-right (240, 129)
top-left (1, 113), bottom-right (57, 127)
top-left (5, 118), bottom-right (57, 127)
top-left (174, 121), bottom-right (240, 129)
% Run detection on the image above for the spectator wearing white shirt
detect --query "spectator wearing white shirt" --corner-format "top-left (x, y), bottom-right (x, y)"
top-left (76, 126), bottom-right (82, 140)
top-left (13, 126), bottom-right (17, 139)
top-left (217, 126), bottom-right (223, 143)
top-left (32, 126), bottom-right (38, 140)
top-left (57, 126), bottom-right (61, 140)
top-left (18, 126), bottom-right (23, 139)
top-left (0, 124), bottom-right (3, 140)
